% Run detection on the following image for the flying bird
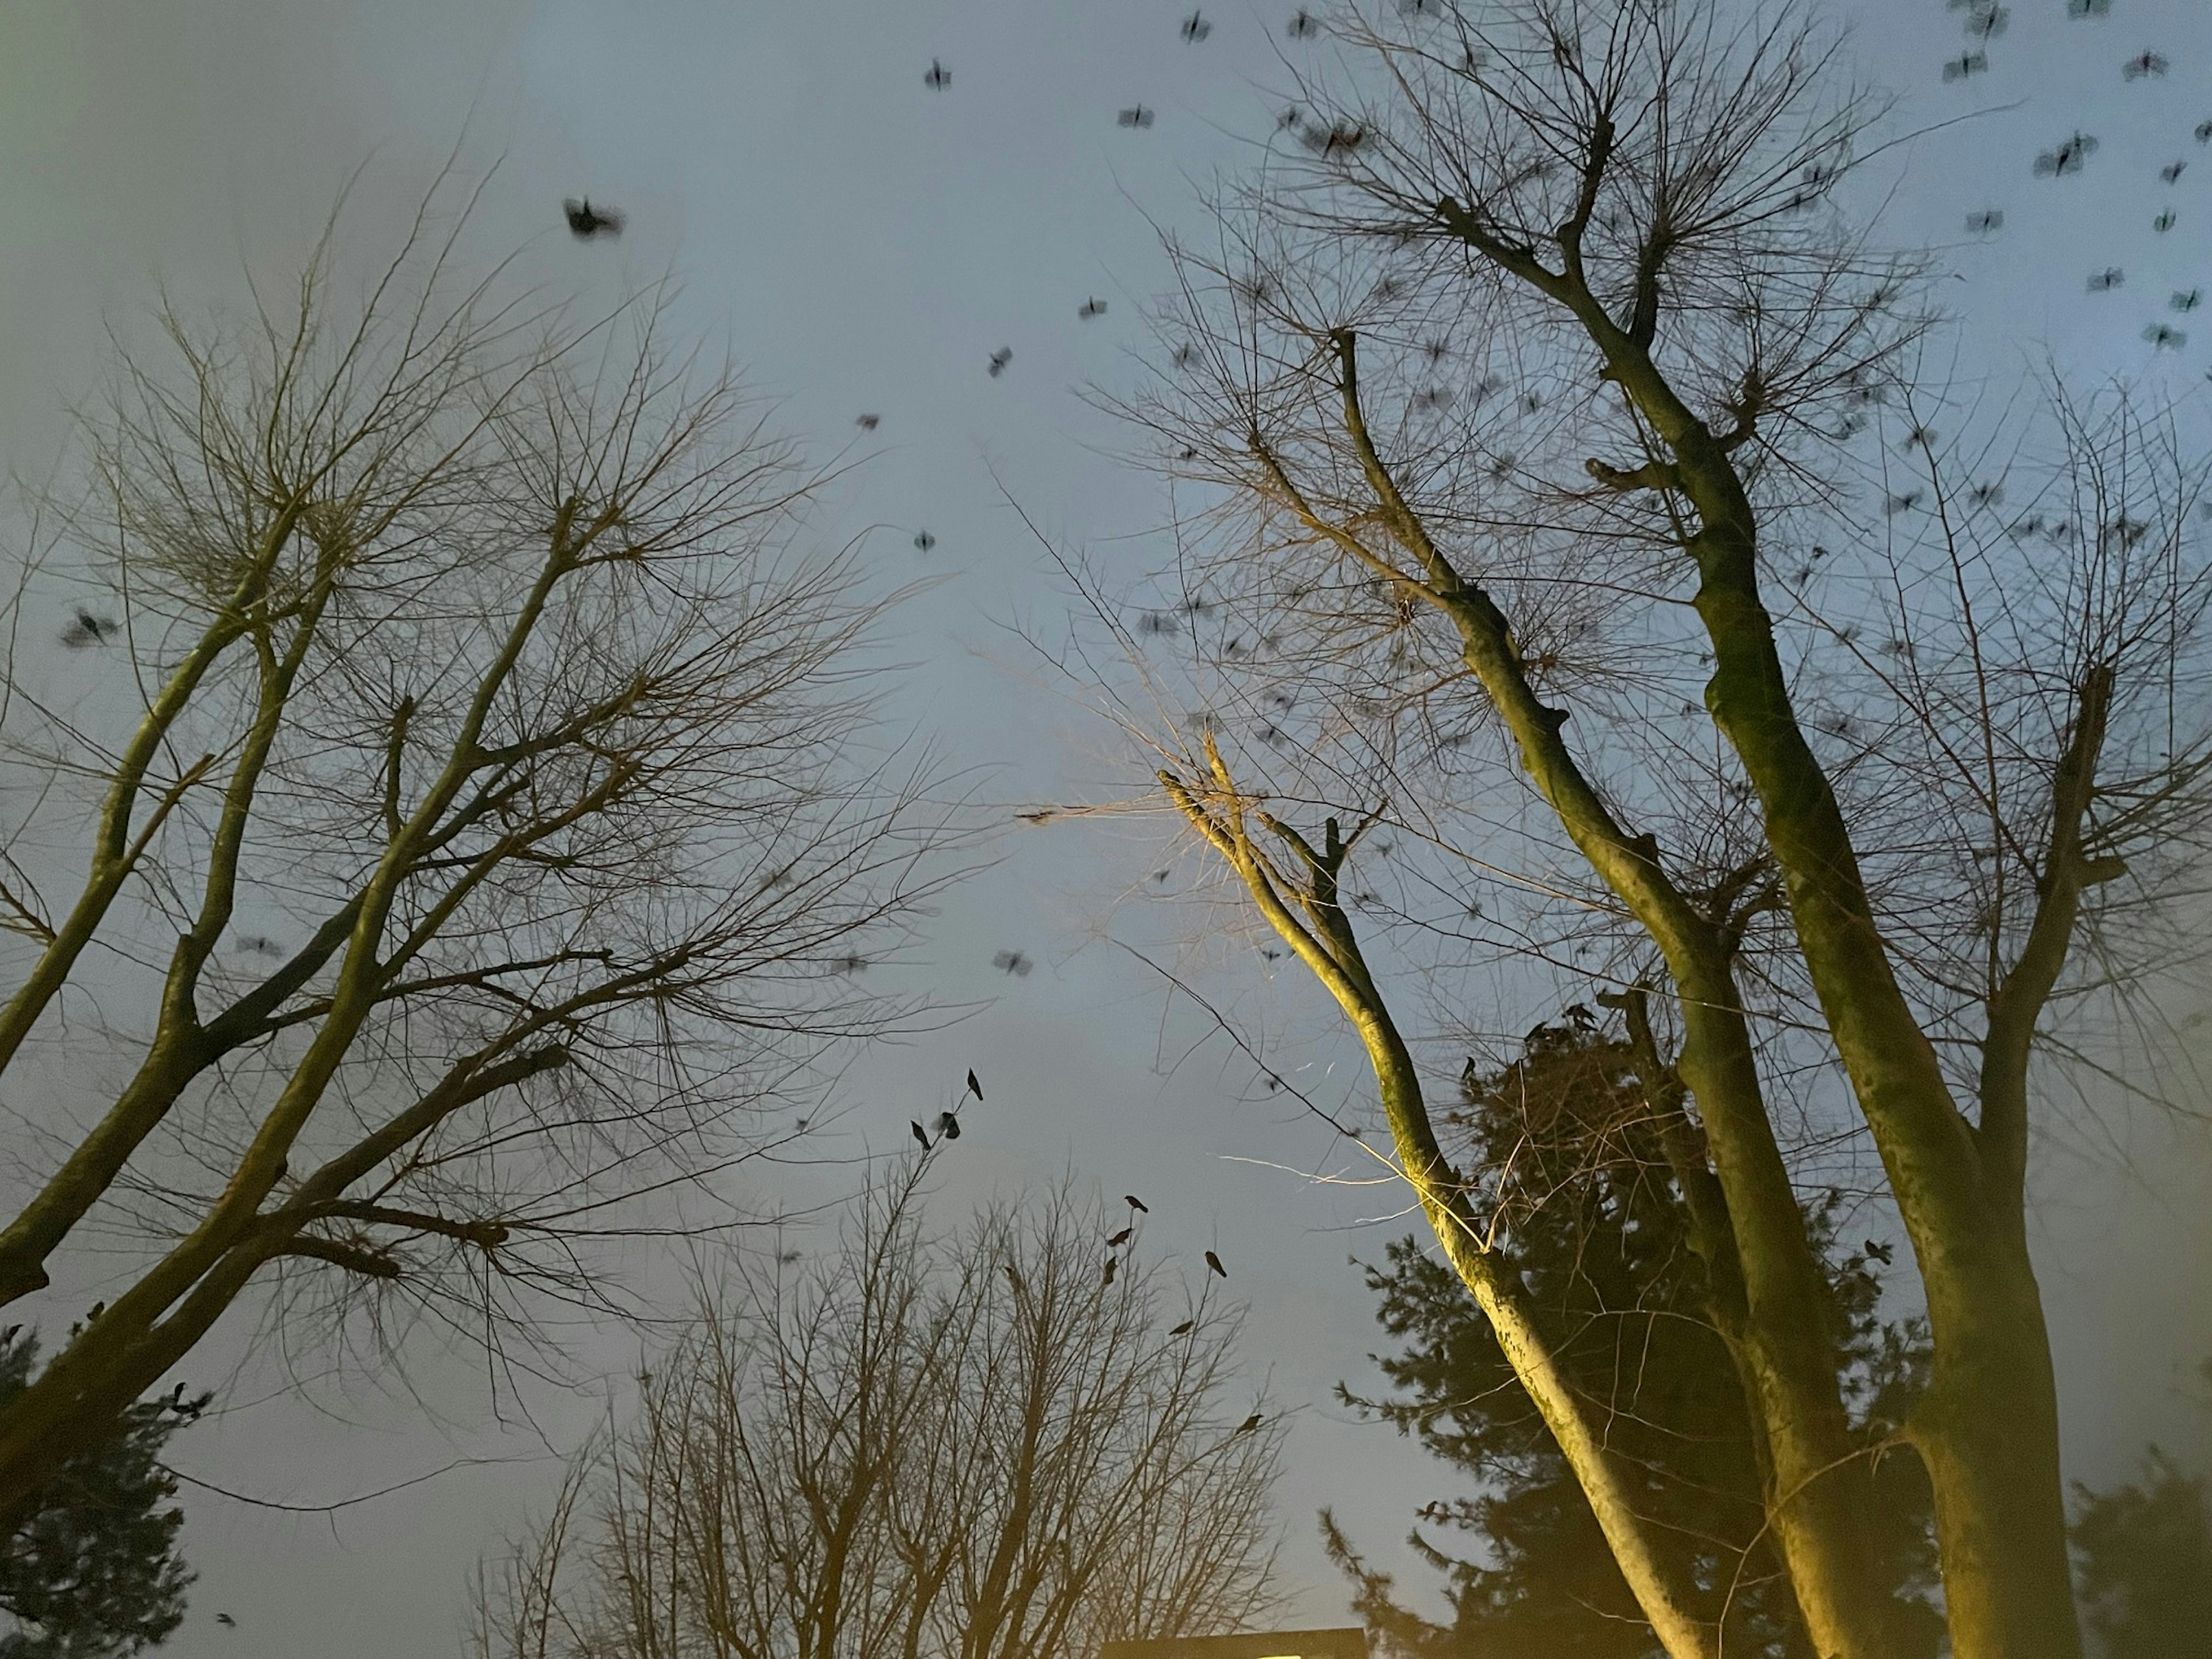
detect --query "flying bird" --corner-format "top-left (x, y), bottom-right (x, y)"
top-left (1287, 9), bottom-right (1318, 39)
top-left (60, 609), bottom-right (118, 647)
top-left (856, 413), bottom-right (881, 430)
top-left (1126, 1195), bottom-right (1149, 1213)
top-left (2122, 51), bottom-right (2168, 81)
top-left (2154, 209), bottom-right (2177, 233)
top-left (1118, 105), bottom-right (1157, 128)
top-left (2161, 161), bottom-right (2187, 185)
top-left (925, 58), bottom-right (950, 90)
top-left (1965, 210), bottom-right (2004, 233)
top-left (1170, 1319), bottom-right (1195, 1335)
top-left (913, 530), bottom-right (936, 552)
top-left (911, 1120), bottom-right (932, 1152)
top-left (215, 1615), bottom-right (237, 1630)
top-left (2144, 324), bottom-right (2188, 350)
top-left (987, 347), bottom-right (1013, 377)
top-left (1865, 1238), bottom-right (1896, 1266)
top-left (2087, 267), bottom-right (2124, 291)
top-left (2033, 133), bottom-right (2098, 177)
top-left (1205, 1250), bottom-right (1227, 1278)
top-left (2174, 289), bottom-right (2202, 312)
top-left (1959, 5), bottom-right (2006, 43)
top-left (2199, 120), bottom-right (2212, 145)
top-left (1181, 10), bottom-right (1211, 41)
top-left (992, 949), bottom-right (1033, 976)
top-left (1942, 51), bottom-right (1987, 81)
top-left (1079, 297), bottom-right (1108, 318)
top-left (2066, 0), bottom-right (2109, 12)
top-left (1107, 1226), bottom-right (1133, 1247)
top-left (563, 199), bottom-right (624, 240)
top-left (966, 1068), bottom-right (983, 1102)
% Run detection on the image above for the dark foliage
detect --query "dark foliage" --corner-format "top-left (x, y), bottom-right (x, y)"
top-left (1, 1331), bottom-right (195, 1658)
top-left (2070, 1447), bottom-right (2212, 1659)
top-left (1329, 1020), bottom-right (1940, 1658)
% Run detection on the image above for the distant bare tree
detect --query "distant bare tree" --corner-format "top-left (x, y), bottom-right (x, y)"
top-left (0, 175), bottom-right (955, 1521)
top-left (1068, 3), bottom-right (2212, 1658)
top-left (473, 1168), bottom-right (1284, 1659)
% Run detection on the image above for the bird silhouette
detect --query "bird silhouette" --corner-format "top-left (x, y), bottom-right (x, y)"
top-left (2174, 289), bottom-right (2202, 312)
top-left (1959, 5), bottom-right (2005, 43)
top-left (2144, 324), bottom-right (2188, 350)
top-left (1118, 105), bottom-right (1156, 128)
top-left (911, 1120), bottom-right (931, 1151)
top-left (934, 1111), bottom-right (963, 1139)
top-left (1965, 210), bottom-right (2004, 234)
top-left (60, 609), bottom-right (118, 648)
top-left (2154, 210), bottom-right (2177, 233)
top-left (2122, 51), bottom-right (2168, 81)
top-left (1287, 9), bottom-right (1318, 39)
top-left (1107, 1226), bottom-right (1133, 1247)
top-left (1102, 1256), bottom-right (1118, 1286)
top-left (563, 199), bottom-right (624, 240)
top-left (2066, 0), bottom-right (2109, 12)
top-left (1205, 1250), bottom-right (1227, 1278)
top-left (925, 59), bottom-right (950, 90)
top-left (1234, 1411), bottom-right (1262, 1434)
top-left (992, 949), bottom-right (1033, 976)
top-left (1170, 1319), bottom-right (1196, 1335)
top-left (2033, 133), bottom-right (2098, 177)
top-left (987, 347), bottom-right (1013, 377)
top-left (1126, 1195), bottom-right (1149, 1213)
top-left (1865, 1238), bottom-right (1896, 1266)
top-left (2161, 161), bottom-right (2187, 185)
top-left (1181, 10), bottom-right (1211, 41)
top-left (2199, 120), bottom-right (2212, 146)
top-left (856, 413), bottom-right (881, 430)
top-left (215, 1615), bottom-right (237, 1630)
top-left (967, 1069), bottom-right (984, 1103)
top-left (2087, 267), bottom-right (2124, 291)
top-left (913, 530), bottom-right (936, 552)
top-left (1942, 51), bottom-right (1987, 81)
top-left (1005, 1262), bottom-right (1024, 1294)
top-left (1078, 297), bottom-right (1108, 319)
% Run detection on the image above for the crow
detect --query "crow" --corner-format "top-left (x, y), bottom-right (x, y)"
top-left (1205, 1250), bottom-right (1227, 1278)
top-left (988, 347), bottom-right (1013, 377)
top-left (2175, 289), bottom-right (2203, 312)
top-left (925, 59), bottom-right (950, 90)
top-left (2154, 209), bottom-right (2177, 233)
top-left (2088, 267), bottom-right (2124, 291)
top-left (992, 949), bottom-right (1033, 976)
top-left (1959, 5), bottom-right (2006, 43)
top-left (563, 199), bottom-right (624, 240)
top-left (934, 1112), bottom-right (963, 1139)
top-left (1118, 105), bottom-right (1157, 129)
top-left (2200, 120), bottom-right (2212, 146)
top-left (1005, 1262), bottom-right (1024, 1294)
top-left (2066, 0), bottom-right (2109, 12)
top-left (1234, 1412), bottom-right (1262, 1434)
top-left (913, 530), bottom-right (936, 552)
top-left (1181, 10), bottom-right (1211, 41)
top-left (911, 1120), bottom-right (931, 1152)
top-left (1126, 1195), bottom-right (1149, 1213)
top-left (2122, 51), bottom-right (2168, 81)
top-left (1107, 1226), bottom-right (1133, 1247)
top-left (2161, 161), bottom-right (2187, 185)
top-left (967, 1069), bottom-right (984, 1102)
top-left (1170, 1319), bottom-right (1195, 1335)
top-left (1102, 1256), bottom-right (1118, 1286)
top-left (60, 609), bottom-right (118, 648)
top-left (215, 1614), bottom-right (237, 1630)
top-left (1864, 1238), bottom-right (1896, 1266)
top-left (856, 413), bottom-right (881, 430)
top-left (1078, 297), bottom-right (1108, 319)
top-left (1287, 10), bottom-right (1318, 38)
top-left (1965, 209), bottom-right (2004, 233)
top-left (2144, 324), bottom-right (2188, 350)
top-left (2033, 133), bottom-right (2098, 177)
top-left (1942, 51), bottom-right (1987, 81)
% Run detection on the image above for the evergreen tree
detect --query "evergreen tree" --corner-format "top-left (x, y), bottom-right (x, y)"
top-left (1329, 1018), bottom-right (1941, 1659)
top-left (1, 1330), bottom-right (196, 1658)
top-left (2070, 1446), bottom-right (2212, 1659)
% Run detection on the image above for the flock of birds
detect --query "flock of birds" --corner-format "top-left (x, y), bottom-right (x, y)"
top-left (1941, 0), bottom-right (2207, 353)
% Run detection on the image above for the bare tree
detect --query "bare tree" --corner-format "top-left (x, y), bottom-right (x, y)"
top-left (473, 1168), bottom-right (1285, 1659)
top-left (1067, 4), bottom-right (2212, 1658)
top-left (0, 175), bottom-right (956, 1521)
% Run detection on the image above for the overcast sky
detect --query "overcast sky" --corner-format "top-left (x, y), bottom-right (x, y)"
top-left (5, 1), bottom-right (2212, 1654)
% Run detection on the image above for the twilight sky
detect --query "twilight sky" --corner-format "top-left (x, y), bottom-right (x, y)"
top-left (3, 1), bottom-right (2212, 1654)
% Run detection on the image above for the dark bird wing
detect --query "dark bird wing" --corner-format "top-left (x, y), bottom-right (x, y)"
top-left (1205, 1249), bottom-right (1226, 1277)
top-left (1125, 1194), bottom-right (1148, 1212)
top-left (1170, 1319), bottom-right (1195, 1334)
top-left (967, 1068), bottom-right (983, 1101)
top-left (1107, 1227), bottom-right (1132, 1247)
